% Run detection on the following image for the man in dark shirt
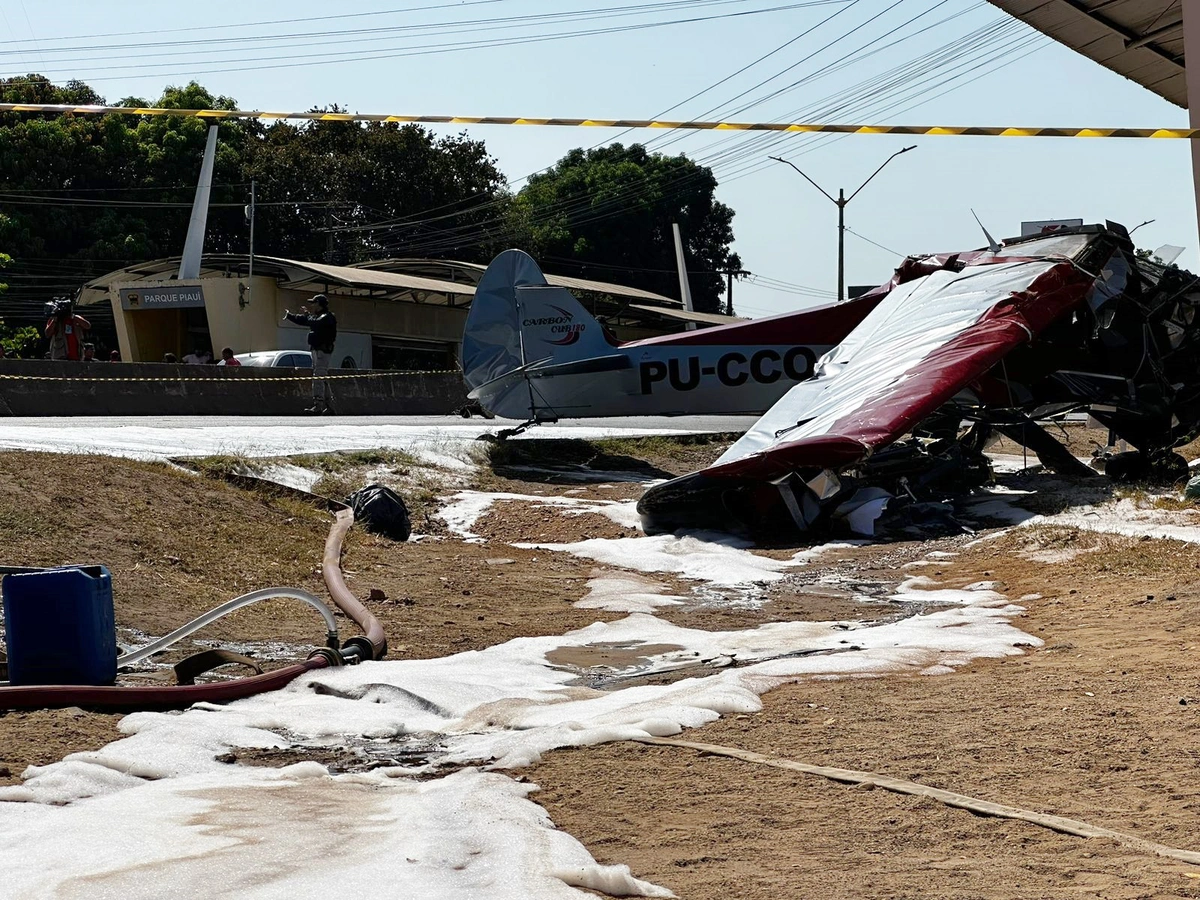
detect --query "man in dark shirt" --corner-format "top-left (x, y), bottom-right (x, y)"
top-left (284, 293), bottom-right (338, 413)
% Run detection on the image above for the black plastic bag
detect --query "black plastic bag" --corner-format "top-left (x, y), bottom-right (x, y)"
top-left (346, 484), bottom-right (411, 542)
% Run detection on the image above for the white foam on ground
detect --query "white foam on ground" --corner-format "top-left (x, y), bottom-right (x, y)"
top-left (1023, 497), bottom-right (1200, 544)
top-left (1, 575), bottom-right (1035, 896)
top-left (0, 764), bottom-right (672, 899)
top-left (574, 575), bottom-right (686, 614)
top-left (0, 418), bottom-right (699, 463)
top-left (516, 534), bottom-right (853, 588)
top-left (7, 581), bottom-right (1034, 805)
top-left (440, 491), bottom-right (641, 541)
top-left (968, 492), bottom-right (1200, 545)
top-left (255, 463), bottom-right (322, 492)
top-left (1020, 547), bottom-right (1100, 564)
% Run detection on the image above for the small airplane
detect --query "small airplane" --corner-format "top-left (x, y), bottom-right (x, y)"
top-left (461, 249), bottom-right (883, 427)
top-left (637, 222), bottom-right (1200, 537)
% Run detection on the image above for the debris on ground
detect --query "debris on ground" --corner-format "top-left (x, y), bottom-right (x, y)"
top-left (640, 224), bottom-right (1200, 537)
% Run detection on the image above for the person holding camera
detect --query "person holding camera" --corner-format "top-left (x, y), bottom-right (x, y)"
top-left (44, 298), bottom-right (91, 361)
top-left (283, 293), bottom-right (338, 414)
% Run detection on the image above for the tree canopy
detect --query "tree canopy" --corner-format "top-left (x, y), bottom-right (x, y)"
top-left (0, 76), bottom-right (741, 323)
top-left (0, 76), bottom-right (507, 326)
top-left (508, 144), bottom-right (741, 313)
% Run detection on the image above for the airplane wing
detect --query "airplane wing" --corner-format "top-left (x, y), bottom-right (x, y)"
top-left (638, 248), bottom-right (1102, 535)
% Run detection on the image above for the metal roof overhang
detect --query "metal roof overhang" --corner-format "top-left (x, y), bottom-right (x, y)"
top-left (357, 258), bottom-right (683, 305)
top-left (82, 254), bottom-right (681, 308)
top-left (627, 303), bottom-right (746, 325)
top-left (987, 1), bottom-right (1186, 107)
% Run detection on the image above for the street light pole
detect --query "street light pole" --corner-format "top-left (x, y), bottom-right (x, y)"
top-left (770, 145), bottom-right (916, 300)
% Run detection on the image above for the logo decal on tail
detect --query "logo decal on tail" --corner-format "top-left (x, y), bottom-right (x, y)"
top-left (524, 304), bottom-right (587, 345)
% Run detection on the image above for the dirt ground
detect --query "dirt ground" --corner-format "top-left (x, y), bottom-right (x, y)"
top-left (2, 442), bottom-right (1200, 899)
top-left (532, 527), bottom-right (1200, 899)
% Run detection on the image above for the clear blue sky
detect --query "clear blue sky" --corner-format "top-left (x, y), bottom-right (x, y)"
top-left (1, 0), bottom-right (1193, 317)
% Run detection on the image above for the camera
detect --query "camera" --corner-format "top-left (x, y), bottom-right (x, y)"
top-left (44, 297), bottom-right (73, 319)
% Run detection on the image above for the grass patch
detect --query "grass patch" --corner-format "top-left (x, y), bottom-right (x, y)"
top-left (0, 507), bottom-right (55, 539)
top-left (1151, 495), bottom-right (1196, 511)
top-left (188, 452), bottom-right (264, 480)
top-left (290, 449), bottom-right (420, 474)
top-left (1018, 526), bottom-right (1102, 551)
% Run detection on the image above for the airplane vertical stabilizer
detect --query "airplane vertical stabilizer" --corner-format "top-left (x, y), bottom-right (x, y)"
top-left (462, 249), bottom-right (615, 395)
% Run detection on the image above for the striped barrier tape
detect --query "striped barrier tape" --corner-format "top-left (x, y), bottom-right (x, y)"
top-left (0, 369), bottom-right (460, 383)
top-left (0, 104), bottom-right (1194, 138)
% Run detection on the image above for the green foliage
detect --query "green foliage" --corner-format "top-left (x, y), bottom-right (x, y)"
top-left (0, 75), bottom-right (509, 317)
top-left (0, 76), bottom-right (259, 269)
top-left (507, 144), bottom-right (741, 312)
top-left (0, 323), bottom-right (40, 357)
top-left (0, 78), bottom-right (742, 319)
top-left (243, 113), bottom-right (505, 262)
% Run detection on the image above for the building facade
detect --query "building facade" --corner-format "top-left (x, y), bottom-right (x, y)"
top-left (79, 254), bottom-right (727, 367)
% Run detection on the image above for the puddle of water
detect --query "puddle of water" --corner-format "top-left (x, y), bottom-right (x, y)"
top-left (545, 641), bottom-right (690, 674)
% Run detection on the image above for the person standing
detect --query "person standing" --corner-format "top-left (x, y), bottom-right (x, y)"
top-left (217, 347), bottom-right (242, 368)
top-left (284, 294), bottom-right (337, 413)
top-left (45, 300), bottom-right (90, 361)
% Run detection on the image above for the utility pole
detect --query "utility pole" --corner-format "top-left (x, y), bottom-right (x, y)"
top-left (770, 145), bottom-right (915, 301)
top-left (326, 207), bottom-right (335, 264)
top-left (245, 179), bottom-right (256, 308)
top-left (723, 266), bottom-right (748, 317)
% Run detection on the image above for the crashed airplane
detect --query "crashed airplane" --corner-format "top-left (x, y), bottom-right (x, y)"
top-left (637, 224), bottom-right (1200, 536)
top-left (461, 249), bottom-right (882, 423)
top-left (463, 225), bottom-right (1200, 539)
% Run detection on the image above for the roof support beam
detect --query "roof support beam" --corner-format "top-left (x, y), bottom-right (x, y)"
top-left (1126, 18), bottom-right (1183, 51)
top-left (1046, 0), bottom-right (1185, 69)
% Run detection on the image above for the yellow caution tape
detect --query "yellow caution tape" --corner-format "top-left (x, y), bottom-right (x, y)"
top-left (0, 370), bottom-right (459, 383)
top-left (0, 103), bottom-right (1194, 138)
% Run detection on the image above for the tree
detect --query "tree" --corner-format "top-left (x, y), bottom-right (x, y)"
top-left (0, 250), bottom-right (39, 356)
top-left (507, 144), bottom-right (741, 313)
top-left (243, 114), bottom-right (506, 263)
top-left (0, 76), bottom-right (508, 327)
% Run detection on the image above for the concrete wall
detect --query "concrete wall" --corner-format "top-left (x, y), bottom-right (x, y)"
top-left (0, 360), bottom-right (467, 417)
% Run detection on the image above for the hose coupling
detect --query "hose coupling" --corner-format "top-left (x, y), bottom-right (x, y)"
top-left (307, 647), bottom-right (344, 667)
top-left (340, 636), bottom-right (375, 664)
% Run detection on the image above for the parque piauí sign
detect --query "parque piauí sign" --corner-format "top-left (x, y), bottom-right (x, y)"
top-left (119, 283), bottom-right (206, 310)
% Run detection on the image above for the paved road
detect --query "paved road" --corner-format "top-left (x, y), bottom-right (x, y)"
top-left (0, 414), bottom-right (756, 461)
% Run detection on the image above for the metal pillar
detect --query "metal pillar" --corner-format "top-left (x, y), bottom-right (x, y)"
top-left (1185, 2), bottom-right (1200, 251)
top-left (179, 126), bottom-right (218, 281)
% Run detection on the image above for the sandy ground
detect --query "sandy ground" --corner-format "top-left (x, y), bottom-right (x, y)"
top-left (532, 528), bottom-right (1200, 899)
top-left (2, 436), bottom-right (1200, 899)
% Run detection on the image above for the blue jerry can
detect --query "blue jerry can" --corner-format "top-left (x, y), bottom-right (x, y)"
top-left (3, 566), bottom-right (116, 686)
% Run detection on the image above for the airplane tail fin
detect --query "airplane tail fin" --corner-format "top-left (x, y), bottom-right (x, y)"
top-left (462, 250), bottom-right (616, 399)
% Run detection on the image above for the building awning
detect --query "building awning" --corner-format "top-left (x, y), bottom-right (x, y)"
top-left (81, 254), bottom-right (681, 308)
top-left (987, 1), bottom-right (1186, 108)
top-left (627, 304), bottom-right (746, 325)
top-left (265, 256), bottom-right (475, 301)
top-left (356, 258), bottom-right (682, 305)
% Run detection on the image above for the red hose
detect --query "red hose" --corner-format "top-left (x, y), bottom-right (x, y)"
top-left (0, 507), bottom-right (384, 711)
top-left (0, 657), bottom-right (329, 711)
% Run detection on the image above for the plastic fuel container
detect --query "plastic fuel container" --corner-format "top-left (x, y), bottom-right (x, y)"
top-left (2, 566), bottom-right (116, 685)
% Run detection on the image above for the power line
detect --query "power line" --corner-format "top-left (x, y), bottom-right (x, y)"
top-left (0, 2), bottom-right (841, 82)
top-left (0, 0), bottom-right (520, 43)
top-left (844, 228), bottom-right (904, 257)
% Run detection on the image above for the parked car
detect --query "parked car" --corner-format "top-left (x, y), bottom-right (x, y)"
top-left (234, 350), bottom-right (313, 368)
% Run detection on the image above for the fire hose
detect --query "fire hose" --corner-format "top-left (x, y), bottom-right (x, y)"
top-left (0, 508), bottom-right (383, 711)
